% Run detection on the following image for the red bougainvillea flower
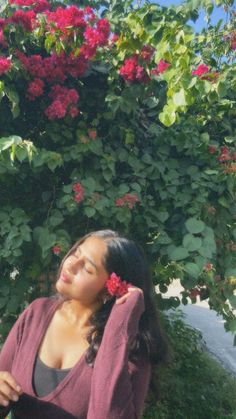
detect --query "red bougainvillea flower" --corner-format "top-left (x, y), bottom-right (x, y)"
top-left (192, 64), bottom-right (210, 77)
top-left (10, 9), bottom-right (36, 32)
top-left (0, 56), bottom-right (12, 75)
top-left (84, 6), bottom-right (96, 22)
top-left (111, 33), bottom-right (119, 43)
top-left (140, 45), bottom-right (155, 63)
top-left (88, 129), bottom-right (97, 140)
top-left (73, 182), bottom-right (85, 203)
top-left (52, 245), bottom-right (61, 255)
top-left (105, 272), bottom-right (132, 298)
top-left (0, 19), bottom-right (7, 29)
top-left (69, 106), bottom-right (79, 118)
top-left (115, 193), bottom-right (139, 209)
top-left (189, 288), bottom-right (200, 299)
top-left (119, 55), bottom-right (150, 83)
top-left (45, 100), bottom-right (66, 120)
top-left (204, 263), bottom-right (214, 272)
top-left (45, 85), bottom-right (79, 120)
top-left (46, 6), bottom-right (86, 32)
top-left (208, 145), bottom-right (217, 154)
top-left (206, 206), bottom-right (216, 215)
top-left (26, 78), bottom-right (44, 100)
top-left (151, 59), bottom-right (170, 76)
top-left (217, 146), bottom-right (231, 162)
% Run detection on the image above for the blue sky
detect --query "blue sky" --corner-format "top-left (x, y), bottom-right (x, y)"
top-left (148, 0), bottom-right (229, 32)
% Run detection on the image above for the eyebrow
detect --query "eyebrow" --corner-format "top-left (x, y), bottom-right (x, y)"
top-left (76, 246), bottom-right (98, 271)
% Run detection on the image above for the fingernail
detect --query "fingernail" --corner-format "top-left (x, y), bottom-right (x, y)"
top-left (16, 385), bottom-right (21, 392)
top-left (12, 395), bottom-right (19, 402)
top-left (3, 400), bottom-right (9, 406)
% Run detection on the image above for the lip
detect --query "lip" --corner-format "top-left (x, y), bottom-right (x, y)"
top-left (59, 272), bottom-right (71, 283)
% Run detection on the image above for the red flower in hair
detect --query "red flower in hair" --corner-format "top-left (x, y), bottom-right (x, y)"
top-left (105, 272), bottom-right (132, 297)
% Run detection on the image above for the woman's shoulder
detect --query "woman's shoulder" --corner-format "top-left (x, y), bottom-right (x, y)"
top-left (27, 296), bottom-right (57, 309)
top-left (20, 296), bottom-right (59, 321)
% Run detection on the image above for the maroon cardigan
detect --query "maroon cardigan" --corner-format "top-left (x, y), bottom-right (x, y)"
top-left (0, 291), bottom-right (152, 418)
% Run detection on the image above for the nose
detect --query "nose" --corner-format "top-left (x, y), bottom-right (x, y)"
top-left (64, 254), bottom-right (83, 276)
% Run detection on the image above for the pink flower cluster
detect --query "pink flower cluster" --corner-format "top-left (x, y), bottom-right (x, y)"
top-left (151, 59), bottom-right (170, 76)
top-left (46, 8), bottom-right (110, 58)
top-left (217, 146), bottom-right (236, 163)
top-left (45, 85), bottom-right (79, 120)
top-left (10, 10), bottom-right (36, 31)
top-left (204, 263), bottom-right (214, 272)
top-left (140, 45), bottom-right (155, 63)
top-left (208, 145), bottom-right (236, 175)
top-left (17, 51), bottom-right (88, 83)
top-left (46, 6), bottom-right (86, 32)
top-left (115, 193), bottom-right (139, 209)
top-left (189, 288), bottom-right (201, 299)
top-left (87, 129), bottom-right (97, 140)
top-left (72, 182), bottom-right (85, 203)
top-left (105, 272), bottom-right (132, 298)
top-left (52, 245), bottom-right (61, 255)
top-left (119, 48), bottom-right (170, 84)
top-left (119, 54), bottom-right (150, 83)
top-left (26, 78), bottom-right (44, 100)
top-left (0, 56), bottom-right (12, 75)
top-left (192, 64), bottom-right (219, 82)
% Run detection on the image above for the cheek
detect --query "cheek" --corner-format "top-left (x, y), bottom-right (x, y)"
top-left (74, 274), bottom-right (104, 295)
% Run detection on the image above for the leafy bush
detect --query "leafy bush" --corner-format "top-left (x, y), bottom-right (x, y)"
top-left (143, 309), bottom-right (236, 419)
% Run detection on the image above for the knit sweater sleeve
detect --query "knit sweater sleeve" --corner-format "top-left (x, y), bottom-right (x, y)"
top-left (0, 303), bottom-right (32, 418)
top-left (87, 290), bottom-right (152, 419)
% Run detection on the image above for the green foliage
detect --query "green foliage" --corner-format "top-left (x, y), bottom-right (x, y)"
top-left (143, 309), bottom-right (236, 419)
top-left (0, 0), bottom-right (236, 341)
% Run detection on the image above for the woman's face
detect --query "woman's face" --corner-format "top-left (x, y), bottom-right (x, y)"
top-left (55, 236), bottom-right (109, 304)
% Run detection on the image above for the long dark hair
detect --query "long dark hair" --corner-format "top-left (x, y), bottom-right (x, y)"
top-left (56, 229), bottom-right (169, 392)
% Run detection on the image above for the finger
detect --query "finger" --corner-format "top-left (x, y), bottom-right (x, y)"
top-left (0, 372), bottom-right (22, 394)
top-left (0, 392), bottom-right (10, 407)
top-left (0, 382), bottom-right (19, 403)
top-left (127, 287), bottom-right (142, 293)
top-left (115, 294), bottom-right (130, 304)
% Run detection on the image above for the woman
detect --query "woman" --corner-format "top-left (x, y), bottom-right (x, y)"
top-left (0, 229), bottom-right (168, 418)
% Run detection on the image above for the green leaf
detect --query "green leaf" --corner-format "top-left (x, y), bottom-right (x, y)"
top-left (228, 296), bottom-right (236, 309)
top-left (82, 177), bottom-right (96, 193)
top-left (227, 319), bottom-right (236, 334)
top-left (157, 211), bottom-right (169, 223)
top-left (84, 207), bottom-right (96, 218)
top-left (159, 108), bottom-right (176, 127)
top-left (183, 234), bottom-right (202, 251)
top-left (169, 247), bottom-right (189, 261)
top-left (5, 88), bottom-right (20, 118)
top-left (185, 218), bottom-right (205, 234)
top-left (218, 196), bottom-right (230, 208)
top-left (49, 210), bottom-right (64, 227)
top-left (0, 136), bottom-right (22, 152)
top-left (0, 297), bottom-right (7, 309)
top-left (184, 262), bottom-right (201, 279)
top-left (173, 89), bottom-right (187, 107)
top-left (15, 146), bottom-right (28, 162)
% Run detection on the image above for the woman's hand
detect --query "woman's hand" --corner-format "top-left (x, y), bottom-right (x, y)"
top-left (0, 371), bottom-right (22, 407)
top-left (115, 286), bottom-right (143, 304)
